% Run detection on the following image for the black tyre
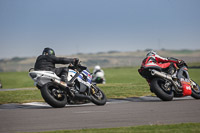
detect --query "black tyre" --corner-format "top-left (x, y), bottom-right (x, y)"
top-left (40, 82), bottom-right (67, 108)
top-left (90, 85), bottom-right (107, 105)
top-left (0, 80), bottom-right (2, 88)
top-left (191, 80), bottom-right (200, 99)
top-left (151, 78), bottom-right (174, 101)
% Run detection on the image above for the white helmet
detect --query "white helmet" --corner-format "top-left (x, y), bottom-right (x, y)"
top-left (146, 50), bottom-right (157, 57)
top-left (94, 65), bottom-right (101, 70)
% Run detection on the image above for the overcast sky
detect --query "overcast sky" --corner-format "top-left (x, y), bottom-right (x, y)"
top-left (0, 0), bottom-right (200, 59)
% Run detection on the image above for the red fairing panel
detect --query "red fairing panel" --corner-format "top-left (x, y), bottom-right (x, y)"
top-left (182, 81), bottom-right (192, 96)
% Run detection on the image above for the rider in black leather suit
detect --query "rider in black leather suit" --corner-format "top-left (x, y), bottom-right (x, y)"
top-left (34, 47), bottom-right (79, 86)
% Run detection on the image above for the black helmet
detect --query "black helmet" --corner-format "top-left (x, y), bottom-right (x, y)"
top-left (42, 47), bottom-right (55, 56)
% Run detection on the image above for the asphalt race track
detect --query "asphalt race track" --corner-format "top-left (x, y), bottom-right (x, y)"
top-left (0, 96), bottom-right (200, 133)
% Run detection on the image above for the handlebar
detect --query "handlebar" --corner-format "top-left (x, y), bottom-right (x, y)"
top-left (69, 62), bottom-right (87, 72)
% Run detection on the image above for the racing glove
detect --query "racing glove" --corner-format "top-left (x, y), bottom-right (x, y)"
top-left (73, 58), bottom-right (79, 66)
top-left (177, 60), bottom-right (185, 68)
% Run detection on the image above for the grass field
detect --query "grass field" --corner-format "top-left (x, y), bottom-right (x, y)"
top-left (0, 71), bottom-right (34, 88)
top-left (0, 67), bottom-right (200, 104)
top-left (35, 123), bottom-right (200, 133)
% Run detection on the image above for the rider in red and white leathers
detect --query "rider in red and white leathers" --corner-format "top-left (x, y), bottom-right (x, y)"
top-left (139, 51), bottom-right (184, 92)
top-left (141, 51), bottom-right (184, 75)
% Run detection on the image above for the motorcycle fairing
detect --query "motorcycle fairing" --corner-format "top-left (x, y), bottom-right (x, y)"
top-left (29, 71), bottom-right (60, 86)
top-left (145, 62), bottom-right (172, 69)
top-left (177, 66), bottom-right (190, 81)
top-left (75, 82), bottom-right (88, 93)
top-left (181, 81), bottom-right (192, 96)
top-left (82, 70), bottom-right (92, 83)
top-left (68, 69), bottom-right (77, 81)
top-left (30, 71), bottom-right (60, 80)
top-left (138, 63), bottom-right (162, 79)
top-left (77, 70), bottom-right (92, 87)
top-left (177, 66), bottom-right (192, 96)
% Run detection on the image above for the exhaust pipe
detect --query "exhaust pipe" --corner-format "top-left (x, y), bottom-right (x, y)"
top-left (151, 70), bottom-right (182, 92)
top-left (52, 79), bottom-right (67, 87)
top-left (151, 70), bottom-right (172, 81)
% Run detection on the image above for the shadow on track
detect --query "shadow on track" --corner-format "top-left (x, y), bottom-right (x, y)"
top-left (0, 96), bottom-right (194, 109)
top-left (0, 101), bottom-right (96, 109)
top-left (109, 96), bottom-right (194, 103)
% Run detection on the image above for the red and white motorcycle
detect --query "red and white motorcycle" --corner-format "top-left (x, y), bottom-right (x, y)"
top-left (138, 60), bottom-right (200, 101)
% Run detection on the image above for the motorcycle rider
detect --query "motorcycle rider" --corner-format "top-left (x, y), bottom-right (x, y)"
top-left (34, 47), bottom-right (79, 87)
top-left (141, 50), bottom-right (184, 76)
top-left (92, 65), bottom-right (106, 84)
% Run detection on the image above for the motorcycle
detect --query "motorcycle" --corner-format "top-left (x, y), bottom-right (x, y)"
top-left (29, 62), bottom-right (107, 108)
top-left (138, 61), bottom-right (200, 101)
top-left (92, 71), bottom-right (106, 84)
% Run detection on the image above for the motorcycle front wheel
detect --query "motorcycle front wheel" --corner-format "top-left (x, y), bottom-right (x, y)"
top-left (191, 80), bottom-right (200, 99)
top-left (90, 84), bottom-right (107, 105)
top-left (151, 78), bottom-right (174, 101)
top-left (40, 82), bottom-right (67, 108)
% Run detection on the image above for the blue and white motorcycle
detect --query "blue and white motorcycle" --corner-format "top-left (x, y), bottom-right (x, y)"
top-left (29, 63), bottom-right (107, 108)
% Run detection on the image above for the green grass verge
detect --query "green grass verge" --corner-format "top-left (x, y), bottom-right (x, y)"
top-left (0, 71), bottom-right (33, 89)
top-left (33, 123), bottom-right (200, 133)
top-left (0, 89), bottom-right (43, 104)
top-left (0, 67), bottom-right (200, 104)
top-left (188, 62), bottom-right (200, 67)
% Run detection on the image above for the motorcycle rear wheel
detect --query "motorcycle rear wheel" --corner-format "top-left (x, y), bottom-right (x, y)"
top-left (40, 82), bottom-right (67, 108)
top-left (191, 80), bottom-right (200, 99)
top-left (151, 78), bottom-right (174, 101)
top-left (90, 85), bottom-right (107, 105)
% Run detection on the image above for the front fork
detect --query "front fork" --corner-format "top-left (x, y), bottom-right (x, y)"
top-left (91, 84), bottom-right (96, 94)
